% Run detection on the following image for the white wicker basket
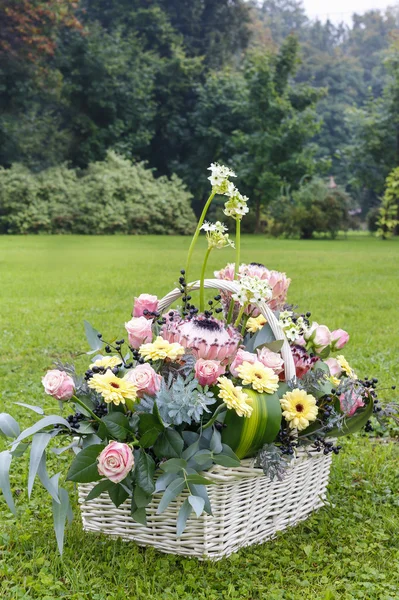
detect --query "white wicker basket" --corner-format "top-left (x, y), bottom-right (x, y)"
top-left (78, 279), bottom-right (333, 559)
top-left (78, 449), bottom-right (332, 560)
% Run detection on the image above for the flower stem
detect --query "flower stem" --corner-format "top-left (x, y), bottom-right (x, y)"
top-left (72, 395), bottom-right (102, 425)
top-left (199, 247), bottom-right (212, 312)
top-left (234, 305), bottom-right (246, 329)
top-left (185, 190), bottom-right (216, 281)
top-left (202, 404), bottom-right (226, 431)
top-left (235, 218), bottom-right (241, 279)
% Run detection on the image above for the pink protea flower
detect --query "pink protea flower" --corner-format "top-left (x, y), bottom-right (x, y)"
top-left (279, 345), bottom-right (318, 380)
top-left (214, 262), bottom-right (235, 281)
top-left (161, 315), bottom-right (241, 362)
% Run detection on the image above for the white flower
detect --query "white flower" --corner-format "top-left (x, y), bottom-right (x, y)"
top-left (207, 163), bottom-right (236, 194)
top-left (232, 275), bottom-right (272, 306)
top-left (202, 221), bottom-right (234, 250)
top-left (201, 221), bottom-right (218, 232)
top-left (223, 188), bottom-right (249, 220)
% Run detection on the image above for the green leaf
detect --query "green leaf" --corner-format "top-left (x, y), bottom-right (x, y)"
top-left (187, 483), bottom-right (212, 515)
top-left (153, 428), bottom-right (184, 459)
top-left (85, 479), bottom-right (114, 501)
top-left (37, 455), bottom-right (60, 503)
top-left (52, 487), bottom-right (71, 555)
top-left (133, 485), bottom-right (152, 509)
top-left (186, 474), bottom-right (215, 486)
top-left (213, 445), bottom-right (241, 467)
top-left (135, 450), bottom-right (155, 494)
top-left (210, 429), bottom-right (223, 454)
top-left (138, 413), bottom-right (164, 448)
top-left (188, 494), bottom-right (205, 517)
top-left (28, 433), bottom-right (52, 497)
top-left (262, 340), bottom-right (284, 353)
top-left (14, 403), bottom-right (44, 415)
top-left (109, 483), bottom-right (130, 507)
top-left (252, 323), bottom-right (275, 351)
top-left (84, 320), bottom-right (103, 353)
top-left (66, 444), bottom-right (104, 483)
top-left (130, 504), bottom-right (147, 526)
top-left (13, 416), bottom-right (71, 445)
top-left (101, 413), bottom-right (131, 441)
top-left (189, 449), bottom-right (212, 466)
top-left (0, 413), bottom-right (20, 439)
top-left (157, 477), bottom-right (185, 514)
top-left (176, 499), bottom-right (192, 537)
top-left (182, 439), bottom-right (201, 460)
top-left (0, 451), bottom-right (16, 514)
top-left (11, 442), bottom-right (29, 458)
top-left (73, 396), bottom-right (95, 418)
top-left (155, 471), bottom-right (178, 493)
top-left (159, 458), bottom-right (187, 473)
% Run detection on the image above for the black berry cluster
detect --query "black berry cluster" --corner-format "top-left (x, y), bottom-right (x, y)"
top-left (312, 437), bottom-right (342, 455)
top-left (66, 412), bottom-right (85, 429)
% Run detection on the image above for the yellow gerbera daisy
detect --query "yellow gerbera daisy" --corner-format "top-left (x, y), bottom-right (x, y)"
top-left (280, 388), bottom-right (318, 431)
top-left (236, 361), bottom-right (279, 394)
top-left (88, 371), bottom-right (137, 405)
top-left (246, 314), bottom-right (267, 333)
top-left (217, 376), bottom-right (253, 418)
top-left (90, 356), bottom-right (122, 370)
top-left (336, 355), bottom-right (357, 379)
top-left (327, 375), bottom-right (340, 388)
top-left (139, 336), bottom-right (185, 362)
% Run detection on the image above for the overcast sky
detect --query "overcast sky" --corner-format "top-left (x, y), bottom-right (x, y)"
top-left (302, 0), bottom-right (397, 24)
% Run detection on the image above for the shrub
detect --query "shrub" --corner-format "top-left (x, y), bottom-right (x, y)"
top-left (376, 167), bottom-right (399, 239)
top-left (0, 152), bottom-right (195, 235)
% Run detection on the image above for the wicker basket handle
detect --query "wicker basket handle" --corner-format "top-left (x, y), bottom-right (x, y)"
top-left (158, 278), bottom-right (296, 381)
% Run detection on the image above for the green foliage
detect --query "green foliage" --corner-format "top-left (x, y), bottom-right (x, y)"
top-left (0, 152), bottom-right (195, 235)
top-left (268, 177), bottom-right (351, 239)
top-left (377, 167), bottom-right (399, 239)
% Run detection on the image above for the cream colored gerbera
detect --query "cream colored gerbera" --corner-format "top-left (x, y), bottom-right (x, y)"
top-left (139, 336), bottom-right (185, 362)
top-left (88, 371), bottom-right (137, 405)
top-left (246, 314), bottom-right (267, 333)
top-left (327, 375), bottom-right (340, 388)
top-left (90, 356), bottom-right (122, 370)
top-left (217, 376), bottom-right (253, 418)
top-left (236, 361), bottom-right (279, 394)
top-left (280, 389), bottom-right (318, 431)
top-left (336, 355), bottom-right (357, 379)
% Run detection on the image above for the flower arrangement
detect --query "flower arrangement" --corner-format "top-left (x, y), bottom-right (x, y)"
top-left (0, 163), bottom-right (396, 554)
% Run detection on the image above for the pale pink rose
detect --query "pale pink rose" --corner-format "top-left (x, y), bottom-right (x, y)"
top-left (230, 349), bottom-right (257, 377)
top-left (257, 347), bottom-right (284, 374)
top-left (195, 359), bottom-right (225, 386)
top-left (125, 317), bottom-right (153, 349)
top-left (124, 364), bottom-right (162, 397)
top-left (331, 329), bottom-right (349, 350)
top-left (339, 391), bottom-right (364, 416)
top-left (325, 357), bottom-right (342, 377)
top-left (97, 441), bottom-right (134, 484)
top-left (133, 294), bottom-right (159, 318)
top-left (42, 369), bottom-right (74, 401)
top-left (295, 335), bottom-right (306, 347)
top-left (305, 323), bottom-right (331, 353)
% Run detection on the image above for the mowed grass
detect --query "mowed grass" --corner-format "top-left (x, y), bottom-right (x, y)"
top-left (0, 234), bottom-right (399, 600)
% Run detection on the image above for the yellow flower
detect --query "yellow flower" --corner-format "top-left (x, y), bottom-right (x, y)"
top-left (88, 371), bottom-right (137, 405)
top-left (217, 376), bottom-right (253, 418)
top-left (236, 361), bottom-right (279, 394)
top-left (139, 336), bottom-right (185, 362)
top-left (280, 388), bottom-right (318, 431)
top-left (90, 356), bottom-right (122, 370)
top-left (336, 355), bottom-right (357, 379)
top-left (246, 314), bottom-right (267, 333)
top-left (327, 375), bottom-right (340, 387)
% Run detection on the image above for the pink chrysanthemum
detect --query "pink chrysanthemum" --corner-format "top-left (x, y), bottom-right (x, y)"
top-left (161, 315), bottom-right (241, 363)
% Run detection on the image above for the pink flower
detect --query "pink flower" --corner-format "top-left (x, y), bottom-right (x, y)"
top-left (325, 357), bottom-right (342, 377)
top-left (42, 369), bottom-right (74, 401)
top-left (331, 329), bottom-right (349, 350)
top-left (339, 391), bottom-right (365, 416)
top-left (305, 323), bottom-right (331, 353)
top-left (214, 263), bottom-right (235, 281)
top-left (125, 317), bottom-right (153, 349)
top-left (280, 345), bottom-right (318, 380)
top-left (161, 315), bottom-right (241, 363)
top-left (230, 348), bottom-right (257, 377)
top-left (124, 364), bottom-right (162, 397)
top-left (133, 294), bottom-right (159, 318)
top-left (257, 347), bottom-right (284, 374)
top-left (97, 441), bottom-right (134, 484)
top-left (195, 359), bottom-right (225, 386)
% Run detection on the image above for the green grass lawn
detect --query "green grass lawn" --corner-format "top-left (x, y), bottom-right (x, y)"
top-left (1, 234), bottom-right (399, 600)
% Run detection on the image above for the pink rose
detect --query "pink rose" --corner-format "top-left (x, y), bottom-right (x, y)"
top-left (230, 349), bottom-right (257, 377)
top-left (257, 347), bottom-right (284, 374)
top-left (305, 323), bottom-right (331, 353)
top-left (97, 441), bottom-right (134, 484)
top-left (195, 359), bottom-right (225, 386)
top-left (133, 294), bottom-right (159, 318)
top-left (331, 329), bottom-right (349, 351)
top-left (325, 357), bottom-right (342, 377)
top-left (125, 364), bottom-right (162, 397)
top-left (125, 317), bottom-right (153, 349)
top-left (339, 391), bottom-right (364, 416)
top-left (42, 369), bottom-right (74, 401)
